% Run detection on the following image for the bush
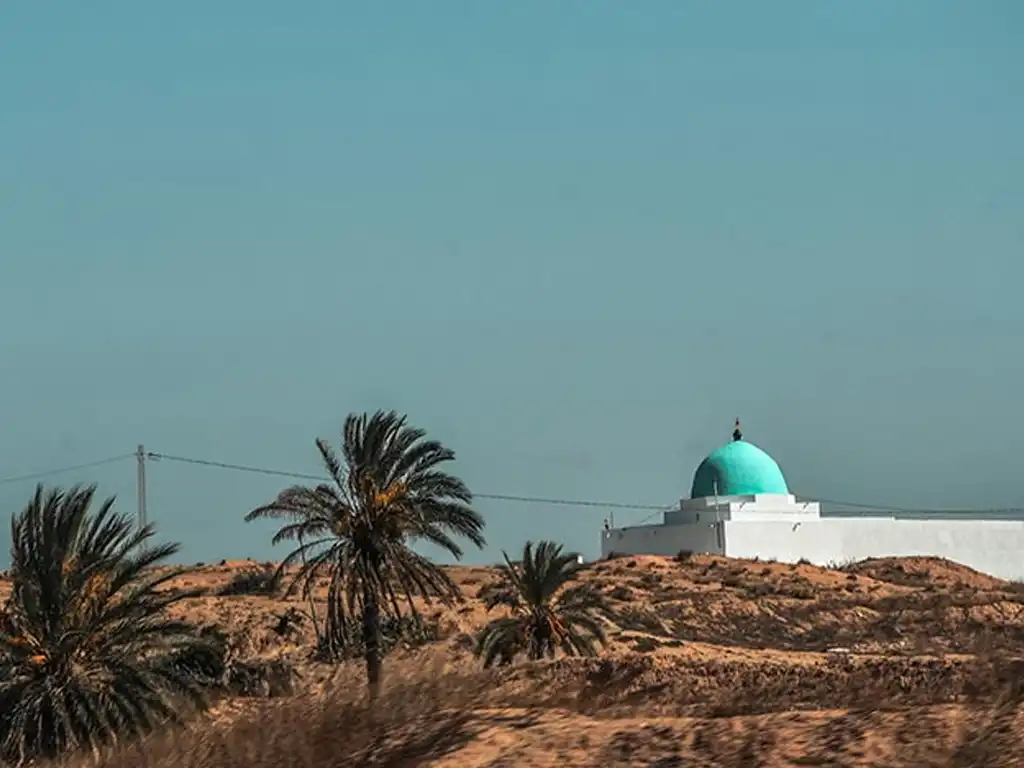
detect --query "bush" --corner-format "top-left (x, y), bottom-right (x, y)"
top-left (161, 625), bottom-right (230, 687)
top-left (161, 624), bottom-right (297, 699)
top-left (607, 585), bottom-right (634, 601)
top-left (222, 658), bottom-right (298, 698)
top-left (316, 614), bottom-right (442, 662)
top-left (218, 565), bottom-right (282, 596)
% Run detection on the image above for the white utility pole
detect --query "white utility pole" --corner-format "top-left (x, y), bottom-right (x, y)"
top-left (136, 444), bottom-right (148, 533)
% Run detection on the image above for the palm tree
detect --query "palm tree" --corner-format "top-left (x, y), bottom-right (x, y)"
top-left (0, 485), bottom-right (211, 763)
top-left (475, 540), bottom-right (614, 668)
top-left (245, 409), bottom-right (486, 699)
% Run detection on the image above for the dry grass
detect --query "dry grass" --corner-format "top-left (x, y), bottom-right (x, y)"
top-left (52, 653), bottom-right (1024, 767)
top-left (12, 554), bottom-right (1024, 767)
top-left (60, 657), bottom-right (487, 768)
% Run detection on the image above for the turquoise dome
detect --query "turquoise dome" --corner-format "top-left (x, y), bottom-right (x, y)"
top-left (690, 439), bottom-right (789, 498)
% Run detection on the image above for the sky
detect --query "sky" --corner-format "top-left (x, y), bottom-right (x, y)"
top-left (1, 2), bottom-right (1022, 565)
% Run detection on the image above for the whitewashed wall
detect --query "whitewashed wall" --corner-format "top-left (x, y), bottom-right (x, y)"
top-left (723, 518), bottom-right (1024, 581)
top-left (600, 521), bottom-right (724, 559)
top-left (600, 518), bottom-right (1024, 581)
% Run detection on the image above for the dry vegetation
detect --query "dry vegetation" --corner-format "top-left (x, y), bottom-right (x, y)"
top-left (11, 553), bottom-right (1024, 766)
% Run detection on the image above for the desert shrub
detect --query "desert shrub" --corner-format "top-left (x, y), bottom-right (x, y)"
top-left (616, 606), bottom-right (667, 635)
top-left (217, 564), bottom-right (282, 596)
top-left (271, 607), bottom-right (305, 637)
top-left (164, 623), bottom-right (298, 699)
top-left (636, 572), bottom-right (663, 591)
top-left (782, 580), bottom-right (816, 600)
top-left (747, 582), bottom-right (776, 597)
top-left (631, 636), bottom-right (660, 652)
top-left (316, 614), bottom-right (442, 662)
top-left (222, 657), bottom-right (298, 698)
top-left (161, 625), bottom-right (230, 687)
top-left (1003, 581), bottom-right (1024, 597)
top-left (607, 585), bottom-right (634, 601)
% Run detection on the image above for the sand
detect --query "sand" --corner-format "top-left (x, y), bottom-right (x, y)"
top-left (7, 552), bottom-right (1024, 766)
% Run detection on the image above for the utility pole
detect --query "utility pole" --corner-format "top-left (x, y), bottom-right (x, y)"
top-left (136, 444), bottom-right (148, 533)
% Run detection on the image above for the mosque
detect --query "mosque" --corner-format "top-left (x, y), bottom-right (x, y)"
top-left (600, 420), bottom-right (1024, 581)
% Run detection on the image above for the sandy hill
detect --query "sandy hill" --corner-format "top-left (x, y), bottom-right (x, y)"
top-left (5, 553), bottom-right (1024, 766)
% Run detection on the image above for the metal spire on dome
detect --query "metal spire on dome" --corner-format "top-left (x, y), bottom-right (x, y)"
top-left (732, 418), bottom-right (743, 442)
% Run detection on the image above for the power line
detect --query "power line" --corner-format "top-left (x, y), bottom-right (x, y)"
top-left (633, 510), bottom-right (667, 525)
top-left (811, 497), bottom-right (897, 511)
top-left (145, 451), bottom-right (675, 512)
top-left (810, 496), bottom-right (1024, 516)
top-left (802, 496), bottom-right (926, 512)
top-left (4, 449), bottom-right (1021, 519)
top-left (151, 451), bottom-right (1019, 516)
top-left (472, 492), bottom-right (668, 511)
top-left (0, 454), bottom-right (135, 486)
top-left (146, 453), bottom-right (325, 482)
top-left (157, 451), bottom-right (1019, 518)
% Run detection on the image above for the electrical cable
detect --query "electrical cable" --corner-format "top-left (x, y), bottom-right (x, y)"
top-left (0, 454), bottom-right (135, 486)
top-left (4, 449), bottom-right (1022, 519)
top-left (145, 451), bottom-right (676, 511)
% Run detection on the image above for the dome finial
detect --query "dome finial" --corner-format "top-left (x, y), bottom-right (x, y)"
top-left (732, 417), bottom-right (743, 442)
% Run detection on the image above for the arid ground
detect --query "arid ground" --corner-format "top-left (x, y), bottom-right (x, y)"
top-left (8, 553), bottom-right (1024, 767)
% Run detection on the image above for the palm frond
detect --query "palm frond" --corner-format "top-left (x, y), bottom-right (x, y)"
top-left (475, 539), bottom-right (614, 668)
top-left (474, 616), bottom-right (526, 667)
top-left (0, 484), bottom-right (213, 763)
top-left (244, 411), bottom-right (486, 692)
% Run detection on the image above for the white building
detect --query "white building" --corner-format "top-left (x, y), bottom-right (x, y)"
top-left (601, 421), bottom-right (1024, 581)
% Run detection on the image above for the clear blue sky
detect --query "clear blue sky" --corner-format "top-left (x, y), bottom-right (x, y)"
top-left (1, 2), bottom-right (1022, 565)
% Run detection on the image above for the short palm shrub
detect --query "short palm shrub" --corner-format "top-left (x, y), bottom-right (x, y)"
top-left (475, 540), bottom-right (615, 667)
top-left (0, 484), bottom-right (213, 763)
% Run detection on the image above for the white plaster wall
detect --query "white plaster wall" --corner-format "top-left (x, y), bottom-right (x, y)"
top-left (724, 519), bottom-right (1024, 581)
top-left (667, 495), bottom-right (822, 526)
top-left (601, 522), bottom-right (724, 559)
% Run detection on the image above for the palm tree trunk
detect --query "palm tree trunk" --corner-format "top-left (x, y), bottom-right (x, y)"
top-left (297, 532), bottom-right (322, 648)
top-left (362, 584), bottom-right (383, 700)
